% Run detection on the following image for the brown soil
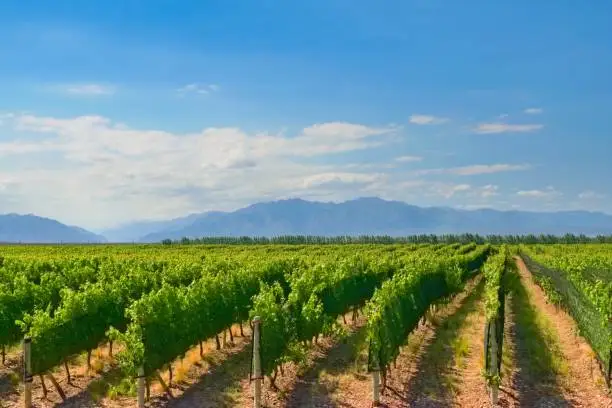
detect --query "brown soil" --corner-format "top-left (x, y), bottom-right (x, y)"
top-left (375, 275), bottom-right (486, 408)
top-left (289, 275), bottom-right (485, 408)
top-left (508, 257), bottom-right (612, 408)
top-left (451, 283), bottom-right (492, 408)
top-left (1, 324), bottom-right (253, 408)
top-left (231, 312), bottom-right (369, 408)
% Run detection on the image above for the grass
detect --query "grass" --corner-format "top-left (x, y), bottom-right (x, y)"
top-left (451, 336), bottom-right (471, 369)
top-left (403, 277), bottom-right (486, 402)
top-left (507, 270), bottom-right (568, 384)
top-left (507, 266), bottom-right (569, 406)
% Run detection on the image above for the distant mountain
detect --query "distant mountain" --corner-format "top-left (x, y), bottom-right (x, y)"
top-left (138, 197), bottom-right (612, 242)
top-left (101, 212), bottom-right (211, 242)
top-left (5, 198), bottom-right (612, 244)
top-left (0, 214), bottom-right (106, 243)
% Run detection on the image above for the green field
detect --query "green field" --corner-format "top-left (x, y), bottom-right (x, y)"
top-left (1, 242), bottom-right (610, 407)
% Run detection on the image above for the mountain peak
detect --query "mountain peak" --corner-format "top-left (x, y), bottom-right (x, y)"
top-left (0, 213), bottom-right (106, 243)
top-left (138, 197), bottom-right (612, 242)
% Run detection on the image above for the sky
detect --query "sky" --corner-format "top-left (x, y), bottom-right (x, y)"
top-left (0, 0), bottom-right (611, 230)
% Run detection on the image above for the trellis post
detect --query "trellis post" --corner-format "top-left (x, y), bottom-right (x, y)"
top-left (23, 337), bottom-right (32, 408)
top-left (252, 316), bottom-right (262, 408)
top-left (137, 366), bottom-right (145, 408)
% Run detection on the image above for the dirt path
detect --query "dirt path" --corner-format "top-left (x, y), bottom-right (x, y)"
top-left (508, 257), bottom-right (612, 408)
top-left (2, 325), bottom-right (254, 408)
top-left (151, 328), bottom-right (254, 408)
top-left (301, 275), bottom-right (483, 408)
top-left (228, 312), bottom-right (369, 408)
top-left (0, 347), bottom-right (22, 408)
top-left (396, 275), bottom-right (487, 408)
top-left (451, 282), bottom-right (492, 408)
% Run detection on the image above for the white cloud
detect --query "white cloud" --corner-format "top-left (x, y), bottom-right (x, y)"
top-left (578, 190), bottom-right (605, 200)
top-left (59, 83), bottom-right (116, 96)
top-left (473, 123), bottom-right (543, 134)
top-left (415, 163), bottom-right (531, 176)
top-left (301, 172), bottom-right (383, 189)
top-left (393, 180), bottom-right (473, 199)
top-left (517, 186), bottom-right (560, 199)
top-left (177, 83), bottom-right (219, 95)
top-left (435, 184), bottom-right (472, 198)
top-left (480, 184), bottom-right (499, 198)
top-left (394, 155), bottom-right (423, 163)
top-left (524, 107), bottom-right (543, 115)
top-left (0, 113), bottom-right (398, 228)
top-left (409, 114), bottom-right (448, 125)
top-left (449, 164), bottom-right (531, 176)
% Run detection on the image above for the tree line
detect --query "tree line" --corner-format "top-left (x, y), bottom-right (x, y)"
top-left (161, 233), bottom-right (612, 245)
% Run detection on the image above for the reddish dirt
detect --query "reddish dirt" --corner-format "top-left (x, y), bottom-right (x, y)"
top-left (508, 257), bottom-right (612, 408)
top-left (230, 312), bottom-right (369, 408)
top-left (286, 276), bottom-right (486, 408)
top-left (451, 283), bottom-right (492, 408)
top-left (1, 324), bottom-right (253, 408)
top-left (376, 276), bottom-right (486, 408)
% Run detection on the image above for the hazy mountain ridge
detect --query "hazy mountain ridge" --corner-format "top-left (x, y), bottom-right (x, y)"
top-left (0, 214), bottom-right (106, 243)
top-left (139, 197), bottom-right (612, 242)
top-left (3, 198), bottom-right (612, 243)
top-left (100, 212), bottom-right (212, 242)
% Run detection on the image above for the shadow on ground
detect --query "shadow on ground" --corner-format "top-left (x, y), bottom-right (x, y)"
top-left (506, 269), bottom-right (575, 408)
top-left (285, 322), bottom-right (368, 408)
top-left (400, 278), bottom-right (485, 407)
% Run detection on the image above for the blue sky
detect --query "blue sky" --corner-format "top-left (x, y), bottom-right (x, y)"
top-left (0, 0), bottom-right (611, 229)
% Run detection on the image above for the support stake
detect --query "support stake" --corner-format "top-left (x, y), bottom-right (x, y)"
top-left (137, 366), bottom-right (145, 408)
top-left (24, 337), bottom-right (32, 408)
top-left (252, 316), bottom-right (262, 408)
top-left (372, 370), bottom-right (381, 407)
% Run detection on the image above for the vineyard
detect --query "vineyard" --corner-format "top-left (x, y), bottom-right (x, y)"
top-left (0, 242), bottom-right (611, 407)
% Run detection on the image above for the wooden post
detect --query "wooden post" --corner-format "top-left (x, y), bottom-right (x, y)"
top-left (252, 316), bottom-right (262, 408)
top-left (23, 337), bottom-right (32, 408)
top-left (137, 366), bottom-right (145, 408)
top-left (489, 320), bottom-right (499, 406)
top-left (607, 351), bottom-right (611, 389)
top-left (372, 370), bottom-right (381, 406)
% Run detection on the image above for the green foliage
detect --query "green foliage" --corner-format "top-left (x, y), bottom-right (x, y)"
top-left (250, 255), bottom-right (400, 376)
top-left (366, 245), bottom-right (490, 371)
top-left (111, 260), bottom-right (294, 377)
top-left (521, 244), bottom-right (612, 385)
top-left (250, 283), bottom-right (293, 375)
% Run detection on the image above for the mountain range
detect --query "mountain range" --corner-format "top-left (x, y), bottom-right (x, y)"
top-left (2, 197), bottom-right (612, 243)
top-left (0, 214), bottom-right (106, 243)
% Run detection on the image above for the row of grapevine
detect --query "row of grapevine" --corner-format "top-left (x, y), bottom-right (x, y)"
top-left (250, 255), bottom-right (399, 381)
top-left (482, 246), bottom-right (511, 402)
top-left (364, 245), bottom-right (490, 401)
top-left (109, 259), bottom-right (299, 379)
top-left (1, 243), bottom-right (489, 407)
top-left (0, 258), bottom-right (108, 358)
top-left (19, 260), bottom-right (210, 376)
top-left (520, 245), bottom-right (612, 387)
